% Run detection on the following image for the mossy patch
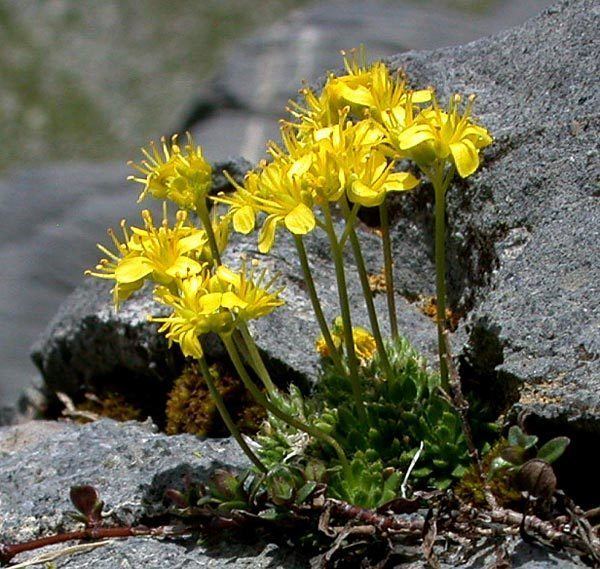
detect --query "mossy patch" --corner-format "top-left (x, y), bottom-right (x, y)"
top-left (165, 363), bottom-right (265, 437)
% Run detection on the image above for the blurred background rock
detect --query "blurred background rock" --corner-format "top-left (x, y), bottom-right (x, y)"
top-left (0, 0), bottom-right (554, 410)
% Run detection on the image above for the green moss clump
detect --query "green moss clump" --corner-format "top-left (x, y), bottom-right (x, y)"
top-left (76, 392), bottom-right (142, 422)
top-left (165, 363), bottom-right (265, 437)
top-left (455, 439), bottom-right (522, 507)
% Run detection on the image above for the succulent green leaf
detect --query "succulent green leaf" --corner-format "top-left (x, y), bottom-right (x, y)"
top-left (508, 425), bottom-right (538, 450)
top-left (296, 481), bottom-right (318, 504)
top-left (536, 437), bottom-right (570, 464)
top-left (258, 508), bottom-right (280, 520)
top-left (489, 456), bottom-right (514, 477)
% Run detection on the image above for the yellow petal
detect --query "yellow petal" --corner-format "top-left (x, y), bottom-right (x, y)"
top-left (371, 153), bottom-right (388, 179)
top-left (200, 292), bottom-right (224, 313)
top-left (314, 127), bottom-right (334, 142)
top-left (221, 291), bottom-right (248, 310)
top-left (233, 205), bottom-right (256, 234)
top-left (339, 84), bottom-right (374, 107)
top-left (165, 257), bottom-right (203, 279)
top-left (450, 139), bottom-right (479, 178)
top-left (464, 125), bottom-right (493, 148)
top-left (180, 329), bottom-right (203, 359)
top-left (184, 276), bottom-right (205, 298)
top-left (386, 171), bottom-right (420, 191)
top-left (348, 180), bottom-right (382, 207)
top-left (216, 265), bottom-right (240, 287)
top-left (388, 105), bottom-right (407, 125)
top-left (358, 123), bottom-right (384, 147)
top-left (258, 215), bottom-right (280, 253)
top-left (114, 256), bottom-right (153, 284)
top-left (398, 125), bottom-right (435, 150)
top-left (410, 89), bottom-right (433, 103)
top-left (289, 153), bottom-right (313, 177)
top-left (178, 231), bottom-right (207, 254)
top-left (284, 203), bottom-right (315, 235)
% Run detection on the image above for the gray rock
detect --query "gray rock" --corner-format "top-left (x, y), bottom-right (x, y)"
top-left (0, 419), bottom-right (306, 568)
top-left (379, 0), bottom-right (599, 505)
top-left (0, 161), bottom-right (136, 407)
top-left (32, 219), bottom-right (439, 400)
top-left (31, 279), bottom-right (182, 401)
top-left (0, 421), bottom-right (584, 568)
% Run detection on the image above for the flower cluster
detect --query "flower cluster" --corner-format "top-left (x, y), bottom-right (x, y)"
top-left (86, 47), bottom-right (493, 499)
top-left (396, 94), bottom-right (493, 178)
top-left (86, 209), bottom-right (213, 306)
top-left (215, 111), bottom-right (419, 253)
top-left (216, 49), bottom-right (490, 256)
top-left (128, 133), bottom-right (213, 210)
top-left (151, 263), bottom-right (284, 358)
top-left (88, 206), bottom-right (281, 351)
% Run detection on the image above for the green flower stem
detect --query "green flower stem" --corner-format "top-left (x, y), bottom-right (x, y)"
top-left (194, 199), bottom-right (221, 266)
top-left (239, 323), bottom-right (279, 397)
top-left (221, 335), bottom-right (349, 469)
top-left (379, 201), bottom-right (398, 340)
top-left (194, 202), bottom-right (278, 396)
top-left (321, 202), bottom-right (367, 424)
top-left (340, 200), bottom-right (393, 379)
top-left (197, 354), bottom-right (267, 472)
top-left (431, 161), bottom-right (450, 388)
top-left (292, 234), bottom-right (345, 373)
top-left (339, 202), bottom-right (360, 248)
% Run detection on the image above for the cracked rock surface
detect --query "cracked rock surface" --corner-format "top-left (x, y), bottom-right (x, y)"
top-left (0, 419), bottom-right (307, 568)
top-left (384, 0), bottom-right (599, 429)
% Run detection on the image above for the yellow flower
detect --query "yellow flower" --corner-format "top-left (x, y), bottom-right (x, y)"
top-left (333, 60), bottom-right (432, 123)
top-left (151, 263), bottom-right (284, 358)
top-left (215, 263), bottom-right (285, 322)
top-left (286, 48), bottom-right (373, 135)
top-left (86, 209), bottom-right (209, 306)
top-left (288, 49), bottom-right (431, 139)
top-left (315, 316), bottom-right (377, 365)
top-left (128, 136), bottom-right (179, 202)
top-left (322, 48), bottom-right (373, 115)
top-left (129, 133), bottom-right (212, 209)
top-left (217, 158), bottom-right (316, 253)
top-left (287, 86), bottom-right (339, 138)
top-left (214, 169), bottom-right (263, 235)
top-left (315, 336), bottom-right (333, 358)
top-left (380, 92), bottom-right (428, 159)
top-left (85, 220), bottom-right (146, 306)
top-left (346, 151), bottom-right (419, 207)
top-left (397, 94), bottom-right (492, 178)
top-left (306, 116), bottom-right (418, 207)
top-left (306, 115), bottom-right (385, 204)
top-left (252, 167), bottom-right (315, 253)
top-left (352, 326), bottom-right (378, 364)
top-left (151, 272), bottom-right (236, 358)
